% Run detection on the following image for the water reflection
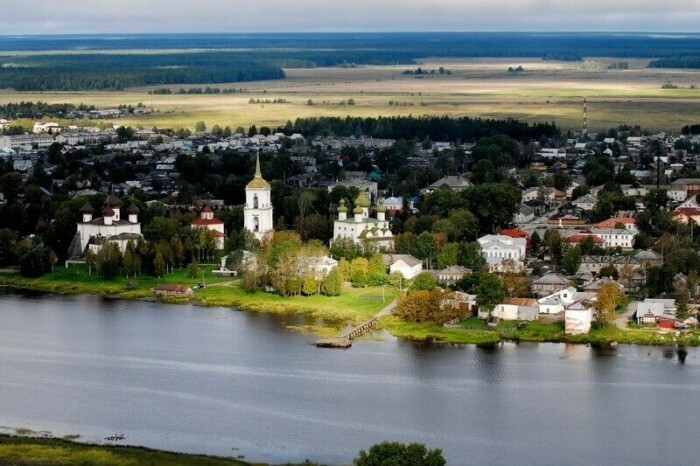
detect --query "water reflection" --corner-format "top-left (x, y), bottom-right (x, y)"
top-left (0, 294), bottom-right (698, 465)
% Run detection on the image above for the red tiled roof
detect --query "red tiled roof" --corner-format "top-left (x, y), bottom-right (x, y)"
top-left (154, 284), bottom-right (190, 293)
top-left (202, 205), bottom-right (213, 213)
top-left (566, 234), bottom-right (605, 244)
top-left (596, 217), bottom-right (636, 228)
top-left (192, 218), bottom-right (223, 226)
top-left (501, 228), bottom-right (529, 238)
top-left (673, 208), bottom-right (700, 217)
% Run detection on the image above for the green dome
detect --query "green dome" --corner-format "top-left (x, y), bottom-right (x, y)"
top-left (376, 198), bottom-right (386, 213)
top-left (355, 190), bottom-right (371, 208)
top-left (337, 199), bottom-right (348, 213)
top-left (353, 205), bottom-right (364, 215)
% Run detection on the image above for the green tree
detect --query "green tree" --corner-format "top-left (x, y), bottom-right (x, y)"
top-left (19, 242), bottom-right (52, 278)
top-left (354, 442), bottom-right (446, 466)
top-left (322, 267), bottom-right (342, 296)
top-left (350, 257), bottom-right (369, 287)
top-left (96, 243), bottom-right (122, 280)
top-left (411, 271), bottom-right (438, 291)
top-left (457, 242), bottom-right (486, 271)
top-left (367, 254), bottom-right (389, 286)
top-left (561, 245), bottom-right (582, 275)
top-left (195, 121), bottom-right (207, 132)
top-left (187, 261), bottom-right (199, 279)
top-left (476, 273), bottom-right (507, 318)
top-left (462, 183), bottom-right (522, 232)
top-left (302, 274), bottom-right (318, 296)
top-left (436, 242), bottom-right (459, 269)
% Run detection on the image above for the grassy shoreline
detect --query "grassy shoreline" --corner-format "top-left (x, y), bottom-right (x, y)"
top-left (0, 433), bottom-right (268, 466)
top-left (1, 268), bottom-right (697, 347)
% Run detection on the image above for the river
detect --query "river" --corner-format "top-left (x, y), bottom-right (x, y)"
top-left (0, 293), bottom-right (698, 465)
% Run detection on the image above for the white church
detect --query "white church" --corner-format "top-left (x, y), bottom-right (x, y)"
top-left (332, 190), bottom-right (393, 251)
top-left (68, 195), bottom-right (143, 257)
top-left (244, 152), bottom-right (274, 241)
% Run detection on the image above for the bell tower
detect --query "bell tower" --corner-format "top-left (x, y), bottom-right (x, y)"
top-left (244, 151), bottom-right (274, 241)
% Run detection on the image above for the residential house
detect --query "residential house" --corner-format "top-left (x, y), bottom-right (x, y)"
top-left (588, 228), bottom-right (635, 249)
top-left (435, 265), bottom-right (471, 285)
top-left (532, 273), bottom-right (570, 297)
top-left (382, 254), bottom-right (423, 279)
top-left (421, 175), bottom-right (472, 194)
top-left (514, 203), bottom-right (535, 223)
top-left (573, 194), bottom-right (597, 211)
top-left (154, 284), bottom-right (193, 296)
top-left (492, 298), bottom-right (539, 321)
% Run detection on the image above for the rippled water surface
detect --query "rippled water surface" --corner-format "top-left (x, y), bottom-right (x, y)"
top-left (0, 294), bottom-right (698, 465)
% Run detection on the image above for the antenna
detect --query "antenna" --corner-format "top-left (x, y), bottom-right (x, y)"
top-left (582, 97), bottom-right (588, 138)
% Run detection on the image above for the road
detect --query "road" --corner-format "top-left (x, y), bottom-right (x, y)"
top-left (613, 300), bottom-right (638, 329)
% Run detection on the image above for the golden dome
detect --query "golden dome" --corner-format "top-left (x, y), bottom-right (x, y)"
top-left (247, 152), bottom-right (270, 189)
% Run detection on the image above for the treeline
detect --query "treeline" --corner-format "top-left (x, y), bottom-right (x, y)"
top-left (149, 87), bottom-right (245, 95)
top-left (0, 101), bottom-right (93, 119)
top-left (681, 124), bottom-right (700, 135)
top-left (0, 53), bottom-right (284, 91)
top-left (4, 33), bottom-right (700, 61)
top-left (285, 115), bottom-right (559, 142)
top-left (649, 57), bottom-right (700, 69)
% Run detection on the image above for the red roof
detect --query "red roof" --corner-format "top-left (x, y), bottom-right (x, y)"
top-left (202, 205), bottom-right (213, 213)
top-left (192, 218), bottom-right (223, 226)
top-left (566, 234), bottom-right (605, 244)
top-left (596, 217), bottom-right (636, 228)
top-left (154, 284), bottom-right (191, 293)
top-left (501, 229), bottom-right (529, 239)
top-left (673, 208), bottom-right (700, 217)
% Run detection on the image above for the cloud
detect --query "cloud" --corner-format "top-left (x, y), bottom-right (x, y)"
top-left (3, 0), bottom-right (700, 33)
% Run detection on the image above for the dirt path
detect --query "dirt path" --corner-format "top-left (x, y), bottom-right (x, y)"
top-left (614, 301), bottom-right (637, 330)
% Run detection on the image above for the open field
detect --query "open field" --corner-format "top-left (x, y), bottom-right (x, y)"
top-left (2, 57), bottom-right (700, 132)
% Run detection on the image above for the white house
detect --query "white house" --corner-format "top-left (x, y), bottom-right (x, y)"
top-left (537, 287), bottom-right (577, 314)
top-left (514, 204), bottom-right (535, 224)
top-left (492, 298), bottom-right (539, 321)
top-left (477, 234), bottom-right (526, 272)
top-left (297, 256), bottom-right (338, 280)
top-left (382, 254), bottom-right (422, 279)
top-left (573, 194), bottom-right (597, 211)
top-left (33, 121), bottom-right (60, 134)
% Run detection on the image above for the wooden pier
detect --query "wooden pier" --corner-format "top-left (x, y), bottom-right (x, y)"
top-left (316, 317), bottom-right (378, 348)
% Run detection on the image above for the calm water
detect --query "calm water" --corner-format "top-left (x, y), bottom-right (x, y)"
top-left (0, 293), bottom-right (698, 465)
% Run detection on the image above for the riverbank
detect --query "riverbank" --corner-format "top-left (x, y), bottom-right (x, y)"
top-left (0, 267), bottom-right (398, 329)
top-left (0, 433), bottom-right (259, 466)
top-left (1, 268), bottom-right (697, 347)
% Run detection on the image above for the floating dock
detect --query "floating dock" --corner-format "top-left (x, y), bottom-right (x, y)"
top-left (315, 338), bottom-right (352, 348)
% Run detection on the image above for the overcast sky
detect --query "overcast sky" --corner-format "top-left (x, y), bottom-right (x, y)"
top-left (3, 0), bottom-right (700, 34)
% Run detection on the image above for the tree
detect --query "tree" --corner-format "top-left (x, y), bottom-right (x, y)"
top-left (462, 183), bottom-right (522, 232)
top-left (411, 271), bottom-right (438, 291)
top-left (195, 121), bottom-right (207, 132)
top-left (354, 442), bottom-right (446, 466)
top-left (457, 242), bottom-right (486, 271)
top-left (96, 243), bottom-right (122, 279)
top-left (302, 274), bottom-right (318, 296)
top-left (561, 245), bottom-right (582, 275)
top-left (476, 273), bottom-right (507, 318)
top-left (19, 242), bottom-right (52, 278)
top-left (367, 254), bottom-right (388, 286)
top-left (436, 242), bottom-right (459, 269)
top-left (594, 282), bottom-right (621, 326)
top-left (322, 267), bottom-right (342, 296)
top-left (350, 257), bottom-right (369, 287)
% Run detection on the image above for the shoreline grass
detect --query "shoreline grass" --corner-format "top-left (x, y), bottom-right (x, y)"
top-left (0, 433), bottom-right (261, 466)
top-left (1, 268), bottom-right (696, 347)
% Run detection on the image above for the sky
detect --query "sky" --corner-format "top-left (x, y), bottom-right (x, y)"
top-left (3, 0), bottom-right (700, 34)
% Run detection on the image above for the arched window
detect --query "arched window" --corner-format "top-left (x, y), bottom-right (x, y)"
top-left (253, 195), bottom-right (258, 209)
top-left (254, 216), bottom-right (259, 232)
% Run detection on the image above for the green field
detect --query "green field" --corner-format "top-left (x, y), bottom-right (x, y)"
top-left (2, 58), bottom-right (700, 132)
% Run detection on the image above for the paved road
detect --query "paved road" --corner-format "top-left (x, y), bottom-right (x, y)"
top-left (614, 300), bottom-right (638, 329)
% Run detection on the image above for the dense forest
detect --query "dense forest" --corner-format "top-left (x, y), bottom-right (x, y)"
top-left (2, 33), bottom-right (700, 91)
top-left (286, 116), bottom-right (560, 142)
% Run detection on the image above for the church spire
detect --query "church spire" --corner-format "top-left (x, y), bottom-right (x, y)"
top-left (255, 150), bottom-right (262, 178)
